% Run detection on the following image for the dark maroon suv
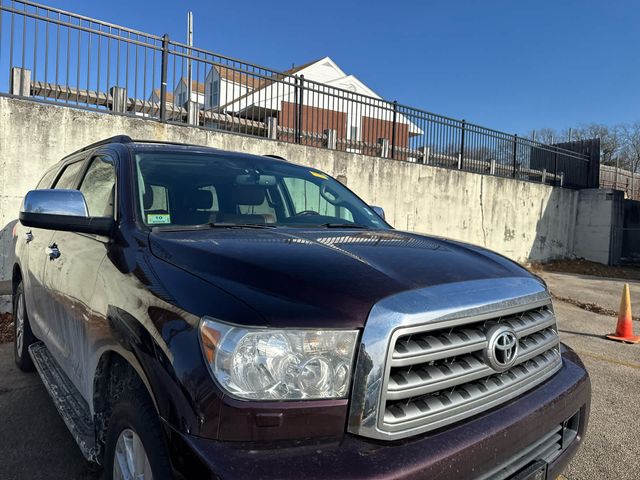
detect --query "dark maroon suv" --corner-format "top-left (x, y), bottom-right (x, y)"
top-left (12, 136), bottom-right (589, 480)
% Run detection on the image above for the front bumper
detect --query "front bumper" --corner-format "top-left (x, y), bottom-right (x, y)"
top-left (167, 345), bottom-right (590, 480)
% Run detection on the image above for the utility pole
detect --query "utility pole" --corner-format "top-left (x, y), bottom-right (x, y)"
top-left (187, 11), bottom-right (193, 82)
top-left (186, 11), bottom-right (195, 124)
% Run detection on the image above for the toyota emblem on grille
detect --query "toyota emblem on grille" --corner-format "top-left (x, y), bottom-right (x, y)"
top-left (484, 325), bottom-right (519, 372)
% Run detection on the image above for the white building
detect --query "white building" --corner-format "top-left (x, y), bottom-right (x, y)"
top-left (150, 57), bottom-right (421, 150)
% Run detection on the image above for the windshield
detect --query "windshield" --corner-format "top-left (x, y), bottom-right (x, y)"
top-left (134, 152), bottom-right (389, 230)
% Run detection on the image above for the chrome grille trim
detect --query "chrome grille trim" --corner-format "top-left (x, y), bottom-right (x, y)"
top-left (383, 348), bottom-right (561, 431)
top-left (391, 306), bottom-right (557, 367)
top-left (347, 277), bottom-right (562, 441)
top-left (387, 327), bottom-right (559, 400)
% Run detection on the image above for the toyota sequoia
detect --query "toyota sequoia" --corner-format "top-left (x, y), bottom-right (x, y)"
top-left (12, 136), bottom-right (590, 480)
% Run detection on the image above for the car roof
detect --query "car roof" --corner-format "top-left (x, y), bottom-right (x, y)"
top-left (126, 142), bottom-right (289, 165)
top-left (58, 135), bottom-right (286, 164)
top-left (56, 135), bottom-right (289, 167)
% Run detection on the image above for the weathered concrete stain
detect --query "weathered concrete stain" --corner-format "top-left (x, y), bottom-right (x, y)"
top-left (0, 96), bottom-right (584, 281)
top-left (504, 227), bottom-right (516, 242)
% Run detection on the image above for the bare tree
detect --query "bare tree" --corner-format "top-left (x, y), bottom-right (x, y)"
top-left (570, 123), bottom-right (623, 166)
top-left (528, 127), bottom-right (559, 144)
top-left (620, 122), bottom-right (640, 173)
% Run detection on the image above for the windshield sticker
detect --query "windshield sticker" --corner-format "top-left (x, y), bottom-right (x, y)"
top-left (310, 171), bottom-right (328, 179)
top-left (147, 213), bottom-right (171, 224)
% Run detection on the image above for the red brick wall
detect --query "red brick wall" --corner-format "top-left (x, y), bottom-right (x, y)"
top-left (280, 101), bottom-right (347, 138)
top-left (361, 116), bottom-right (409, 148)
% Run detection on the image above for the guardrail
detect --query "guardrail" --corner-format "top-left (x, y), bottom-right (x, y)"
top-left (0, 0), bottom-right (593, 188)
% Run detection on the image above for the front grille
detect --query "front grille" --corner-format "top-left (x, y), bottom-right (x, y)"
top-left (380, 305), bottom-right (562, 435)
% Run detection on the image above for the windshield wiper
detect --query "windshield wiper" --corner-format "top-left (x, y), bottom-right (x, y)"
top-left (320, 223), bottom-right (370, 229)
top-left (208, 222), bottom-right (277, 229)
top-left (152, 222), bottom-right (277, 232)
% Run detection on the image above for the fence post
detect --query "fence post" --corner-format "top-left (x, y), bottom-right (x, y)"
top-left (512, 134), bottom-right (518, 178)
top-left (554, 147), bottom-right (559, 187)
top-left (542, 168), bottom-right (547, 184)
top-left (159, 34), bottom-right (170, 122)
top-left (267, 117), bottom-right (278, 140)
top-left (391, 100), bottom-right (398, 159)
top-left (109, 86), bottom-right (127, 113)
top-left (325, 129), bottom-right (337, 150)
top-left (422, 145), bottom-right (430, 164)
top-left (10, 67), bottom-right (31, 96)
top-left (378, 138), bottom-right (390, 158)
top-left (187, 101), bottom-right (198, 125)
top-left (295, 75), bottom-right (304, 144)
top-left (490, 159), bottom-right (496, 175)
top-left (459, 120), bottom-right (466, 170)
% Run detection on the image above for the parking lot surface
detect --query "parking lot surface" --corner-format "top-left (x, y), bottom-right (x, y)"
top-left (542, 271), bottom-right (640, 316)
top-left (0, 273), bottom-right (639, 479)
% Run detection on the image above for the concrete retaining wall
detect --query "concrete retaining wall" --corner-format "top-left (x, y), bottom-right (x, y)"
top-left (573, 189), bottom-right (623, 265)
top-left (0, 96), bottom-right (581, 281)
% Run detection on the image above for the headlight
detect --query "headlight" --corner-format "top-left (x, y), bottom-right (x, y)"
top-left (199, 317), bottom-right (359, 400)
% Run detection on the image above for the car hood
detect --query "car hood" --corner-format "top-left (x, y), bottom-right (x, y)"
top-left (149, 228), bottom-right (535, 328)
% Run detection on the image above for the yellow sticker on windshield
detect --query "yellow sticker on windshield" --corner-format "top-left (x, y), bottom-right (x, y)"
top-left (147, 213), bottom-right (171, 224)
top-left (310, 171), bottom-right (328, 179)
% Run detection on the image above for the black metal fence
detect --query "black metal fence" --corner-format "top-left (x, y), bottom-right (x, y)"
top-left (0, 0), bottom-right (594, 189)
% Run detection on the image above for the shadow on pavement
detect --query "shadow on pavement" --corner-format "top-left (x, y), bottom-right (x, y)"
top-left (0, 343), bottom-right (99, 480)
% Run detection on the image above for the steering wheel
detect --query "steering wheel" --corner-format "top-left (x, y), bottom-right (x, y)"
top-left (294, 210), bottom-right (320, 217)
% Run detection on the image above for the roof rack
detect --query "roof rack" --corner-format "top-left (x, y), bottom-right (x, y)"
top-left (263, 154), bottom-right (287, 161)
top-left (131, 139), bottom-right (217, 149)
top-left (62, 135), bottom-right (133, 159)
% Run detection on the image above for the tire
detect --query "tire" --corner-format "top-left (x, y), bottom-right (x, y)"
top-left (14, 281), bottom-right (35, 371)
top-left (104, 389), bottom-right (173, 480)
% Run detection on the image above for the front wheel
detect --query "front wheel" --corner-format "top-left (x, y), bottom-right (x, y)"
top-left (104, 390), bottom-right (173, 480)
top-left (14, 282), bottom-right (35, 371)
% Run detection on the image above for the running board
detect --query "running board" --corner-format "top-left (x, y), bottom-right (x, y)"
top-left (29, 342), bottom-right (99, 463)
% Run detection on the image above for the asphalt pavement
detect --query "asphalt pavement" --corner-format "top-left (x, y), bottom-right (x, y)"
top-left (541, 271), bottom-right (640, 315)
top-left (0, 343), bottom-right (98, 480)
top-left (0, 273), bottom-right (639, 479)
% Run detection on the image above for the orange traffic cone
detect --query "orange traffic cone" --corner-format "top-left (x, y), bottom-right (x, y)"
top-left (606, 283), bottom-right (640, 344)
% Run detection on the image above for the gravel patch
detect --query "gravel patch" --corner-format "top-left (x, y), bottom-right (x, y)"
top-left (0, 312), bottom-right (13, 344)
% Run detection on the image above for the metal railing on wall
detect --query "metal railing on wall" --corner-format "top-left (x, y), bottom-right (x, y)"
top-left (0, 0), bottom-right (593, 189)
top-left (600, 164), bottom-right (639, 201)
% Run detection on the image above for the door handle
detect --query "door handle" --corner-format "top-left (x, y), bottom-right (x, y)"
top-left (45, 243), bottom-right (61, 260)
top-left (25, 231), bottom-right (33, 243)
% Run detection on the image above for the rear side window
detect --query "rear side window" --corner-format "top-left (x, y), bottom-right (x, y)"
top-left (53, 161), bottom-right (84, 190)
top-left (36, 168), bottom-right (58, 189)
top-left (79, 156), bottom-right (116, 217)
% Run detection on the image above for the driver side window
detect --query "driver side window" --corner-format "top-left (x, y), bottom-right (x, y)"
top-left (79, 155), bottom-right (116, 217)
top-left (282, 177), bottom-right (354, 220)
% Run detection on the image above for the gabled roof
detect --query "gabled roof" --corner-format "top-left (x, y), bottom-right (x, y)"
top-left (216, 65), bottom-right (256, 88)
top-left (214, 57), bottom-right (334, 112)
top-left (177, 79), bottom-right (206, 94)
top-left (283, 57), bottom-right (326, 75)
top-left (150, 89), bottom-right (175, 103)
top-left (325, 74), bottom-right (381, 99)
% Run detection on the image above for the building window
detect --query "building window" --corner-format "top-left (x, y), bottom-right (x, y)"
top-left (210, 80), bottom-right (219, 107)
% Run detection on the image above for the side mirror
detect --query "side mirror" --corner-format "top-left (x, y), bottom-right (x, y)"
top-left (370, 205), bottom-right (386, 220)
top-left (19, 189), bottom-right (113, 236)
